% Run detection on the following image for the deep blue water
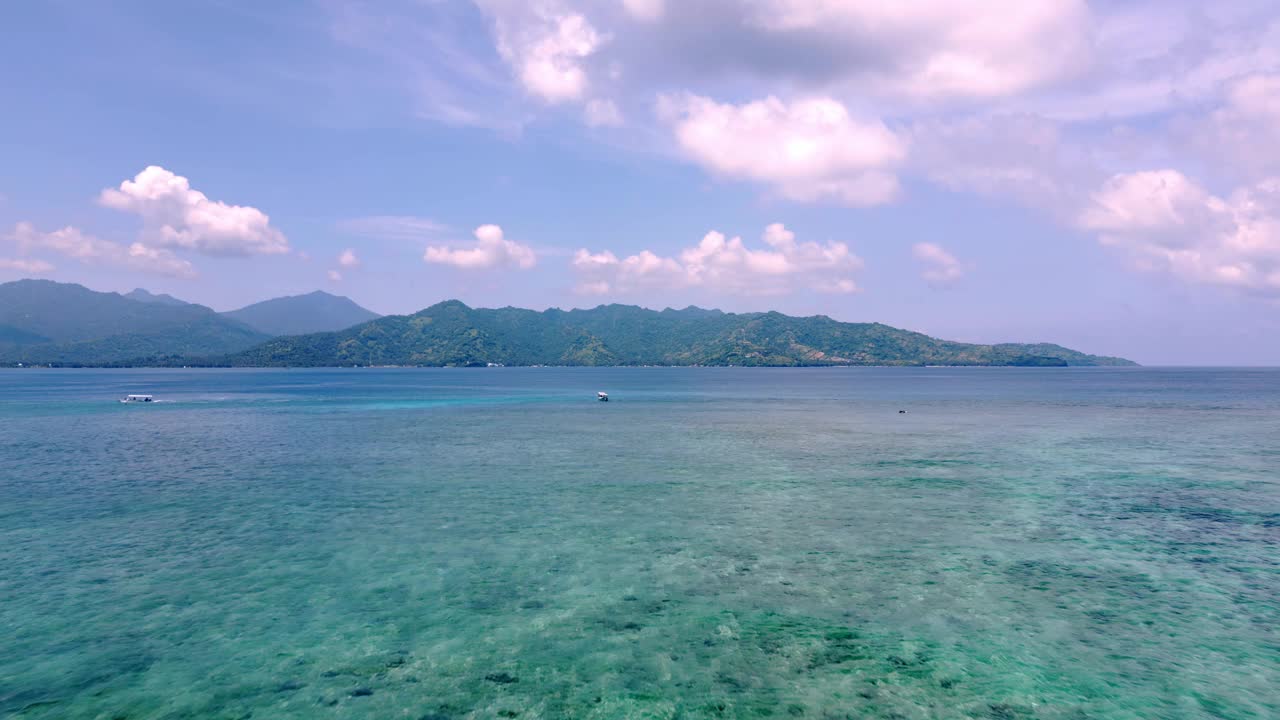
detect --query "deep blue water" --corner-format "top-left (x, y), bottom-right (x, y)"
top-left (1, 367), bottom-right (1277, 719)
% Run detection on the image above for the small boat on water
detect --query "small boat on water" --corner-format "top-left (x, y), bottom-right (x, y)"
top-left (121, 394), bottom-right (154, 403)
top-left (597, 391), bottom-right (609, 402)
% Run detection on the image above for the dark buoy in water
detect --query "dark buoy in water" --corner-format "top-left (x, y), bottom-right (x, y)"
top-left (898, 409), bottom-right (906, 414)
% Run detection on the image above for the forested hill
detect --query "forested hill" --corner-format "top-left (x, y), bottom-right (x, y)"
top-left (0, 280), bottom-right (376, 366)
top-left (223, 291), bottom-right (380, 336)
top-left (226, 300), bottom-right (1136, 368)
top-left (0, 280), bottom-right (268, 364)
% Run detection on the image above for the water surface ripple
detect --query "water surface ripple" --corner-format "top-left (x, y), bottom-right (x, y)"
top-left (1, 368), bottom-right (1277, 719)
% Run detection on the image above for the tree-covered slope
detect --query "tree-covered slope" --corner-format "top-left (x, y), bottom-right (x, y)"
top-left (227, 301), bottom-right (1135, 368)
top-left (223, 291), bottom-right (380, 336)
top-left (0, 280), bottom-right (269, 364)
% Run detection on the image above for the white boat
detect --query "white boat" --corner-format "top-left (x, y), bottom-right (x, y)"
top-left (597, 391), bottom-right (609, 402)
top-left (121, 394), bottom-right (154, 403)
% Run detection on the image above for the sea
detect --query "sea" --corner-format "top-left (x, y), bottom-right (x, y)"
top-left (1, 367), bottom-right (1276, 719)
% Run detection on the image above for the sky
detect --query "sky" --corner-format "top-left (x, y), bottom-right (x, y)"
top-left (2, 0), bottom-right (1279, 365)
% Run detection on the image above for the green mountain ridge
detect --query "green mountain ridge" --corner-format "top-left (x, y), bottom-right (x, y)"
top-left (0, 280), bottom-right (270, 364)
top-left (0, 282), bottom-right (1136, 367)
top-left (223, 290), bottom-right (381, 336)
top-left (228, 300), bottom-right (1136, 368)
top-left (0, 281), bottom-right (388, 365)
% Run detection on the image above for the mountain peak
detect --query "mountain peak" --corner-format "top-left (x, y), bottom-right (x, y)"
top-left (421, 299), bottom-right (472, 312)
top-left (125, 288), bottom-right (192, 307)
top-left (223, 291), bottom-right (380, 336)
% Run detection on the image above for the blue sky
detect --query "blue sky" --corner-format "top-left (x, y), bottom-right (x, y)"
top-left (2, 0), bottom-right (1279, 364)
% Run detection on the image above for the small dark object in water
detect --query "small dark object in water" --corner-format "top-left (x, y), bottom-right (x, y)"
top-left (275, 680), bottom-right (306, 693)
top-left (988, 704), bottom-right (1024, 720)
top-left (350, 687), bottom-right (374, 697)
top-left (898, 409), bottom-right (906, 414)
top-left (485, 672), bottom-right (519, 684)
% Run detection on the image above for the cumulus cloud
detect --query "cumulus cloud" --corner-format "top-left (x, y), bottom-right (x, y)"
top-left (338, 248), bottom-right (360, 267)
top-left (584, 98), bottom-right (624, 127)
top-left (573, 222), bottom-right (861, 295)
top-left (481, 1), bottom-right (605, 103)
top-left (328, 270), bottom-right (343, 282)
top-left (0, 257), bottom-right (55, 274)
top-left (424, 224), bottom-right (537, 269)
top-left (912, 242), bottom-right (969, 284)
top-left (99, 166), bottom-right (289, 256)
top-left (660, 94), bottom-right (906, 206)
top-left (6, 222), bottom-right (195, 278)
top-left (1079, 170), bottom-right (1280, 293)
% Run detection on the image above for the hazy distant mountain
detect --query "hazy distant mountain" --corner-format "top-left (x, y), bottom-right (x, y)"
top-left (124, 288), bottom-right (194, 307)
top-left (223, 291), bottom-right (380, 336)
top-left (228, 300), bottom-right (1136, 368)
top-left (0, 280), bottom-right (269, 364)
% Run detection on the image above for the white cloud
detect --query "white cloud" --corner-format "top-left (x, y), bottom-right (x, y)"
top-left (1027, 6), bottom-right (1280, 121)
top-left (749, 0), bottom-right (1093, 99)
top-left (317, 0), bottom-right (1274, 136)
top-left (424, 224), bottom-right (537, 269)
top-left (912, 242), bottom-right (968, 284)
top-left (6, 222), bottom-right (195, 278)
top-left (0, 257), bottom-right (55, 274)
top-left (622, 0), bottom-right (664, 22)
top-left (99, 166), bottom-right (289, 256)
top-left (1185, 73), bottom-right (1280, 184)
top-left (328, 270), bottom-right (343, 282)
top-left (660, 94), bottom-right (906, 206)
top-left (584, 98), bottom-right (624, 127)
top-left (1079, 170), bottom-right (1280, 293)
top-left (338, 248), bottom-right (360, 267)
top-left (573, 222), bottom-right (861, 295)
top-left (481, 2), bottom-right (605, 103)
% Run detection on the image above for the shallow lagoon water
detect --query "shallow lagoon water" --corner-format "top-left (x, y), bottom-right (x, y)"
top-left (1, 367), bottom-right (1277, 719)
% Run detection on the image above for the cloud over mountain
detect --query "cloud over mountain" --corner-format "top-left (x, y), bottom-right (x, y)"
top-left (574, 223), bottom-right (861, 295)
top-left (425, 225), bottom-right (537, 270)
top-left (6, 222), bottom-right (195, 278)
top-left (100, 166), bottom-right (289, 257)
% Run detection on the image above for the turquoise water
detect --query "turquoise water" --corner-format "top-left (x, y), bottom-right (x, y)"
top-left (1, 368), bottom-right (1277, 719)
